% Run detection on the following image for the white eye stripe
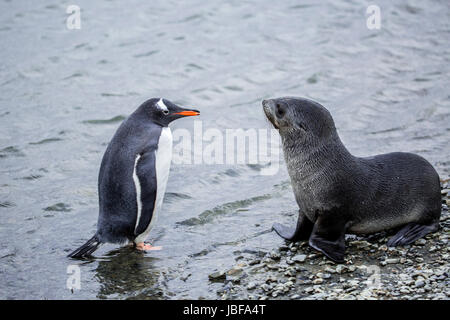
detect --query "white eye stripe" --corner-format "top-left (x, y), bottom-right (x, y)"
top-left (156, 98), bottom-right (169, 112)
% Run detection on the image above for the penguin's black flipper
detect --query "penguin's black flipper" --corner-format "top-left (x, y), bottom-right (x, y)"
top-left (133, 151), bottom-right (158, 237)
top-left (68, 235), bottom-right (101, 259)
top-left (387, 221), bottom-right (439, 247)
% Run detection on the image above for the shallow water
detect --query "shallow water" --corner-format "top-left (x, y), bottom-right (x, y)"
top-left (0, 0), bottom-right (449, 299)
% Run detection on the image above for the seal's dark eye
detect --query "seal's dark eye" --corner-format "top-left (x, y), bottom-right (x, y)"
top-left (163, 110), bottom-right (169, 115)
top-left (276, 104), bottom-right (285, 117)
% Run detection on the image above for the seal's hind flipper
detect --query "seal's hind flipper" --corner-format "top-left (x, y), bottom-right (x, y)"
top-left (387, 222), bottom-right (439, 247)
top-left (272, 211), bottom-right (313, 242)
top-left (308, 213), bottom-right (346, 263)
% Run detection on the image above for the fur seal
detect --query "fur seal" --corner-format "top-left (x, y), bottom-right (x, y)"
top-left (263, 97), bottom-right (441, 263)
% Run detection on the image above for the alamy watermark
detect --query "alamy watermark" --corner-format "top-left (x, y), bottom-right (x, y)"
top-left (171, 121), bottom-right (281, 176)
top-left (366, 5), bottom-right (381, 30)
top-left (66, 265), bottom-right (81, 291)
top-left (358, 265), bottom-right (382, 298)
top-left (66, 5), bottom-right (81, 30)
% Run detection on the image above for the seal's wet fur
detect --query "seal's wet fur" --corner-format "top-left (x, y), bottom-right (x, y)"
top-left (263, 97), bottom-right (441, 263)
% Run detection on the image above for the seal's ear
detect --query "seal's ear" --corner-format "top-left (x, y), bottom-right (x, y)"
top-left (295, 120), bottom-right (308, 132)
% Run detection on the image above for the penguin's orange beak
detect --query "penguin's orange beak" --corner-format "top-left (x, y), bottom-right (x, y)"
top-left (174, 110), bottom-right (200, 116)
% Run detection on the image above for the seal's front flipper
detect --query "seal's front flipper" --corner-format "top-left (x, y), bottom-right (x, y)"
top-left (387, 221), bottom-right (439, 247)
top-left (272, 211), bottom-right (313, 242)
top-left (273, 223), bottom-right (298, 240)
top-left (308, 213), bottom-right (346, 263)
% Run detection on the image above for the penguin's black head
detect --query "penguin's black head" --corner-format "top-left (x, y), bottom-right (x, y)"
top-left (140, 98), bottom-right (200, 126)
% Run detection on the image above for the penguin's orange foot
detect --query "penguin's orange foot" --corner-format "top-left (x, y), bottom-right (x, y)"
top-left (135, 242), bottom-right (162, 251)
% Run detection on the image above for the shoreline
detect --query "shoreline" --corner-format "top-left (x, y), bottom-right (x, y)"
top-left (211, 178), bottom-right (450, 300)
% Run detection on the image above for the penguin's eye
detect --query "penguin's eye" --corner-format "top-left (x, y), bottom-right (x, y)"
top-left (162, 110), bottom-right (169, 115)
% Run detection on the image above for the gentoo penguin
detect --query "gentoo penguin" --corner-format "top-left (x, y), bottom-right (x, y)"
top-left (68, 98), bottom-right (199, 258)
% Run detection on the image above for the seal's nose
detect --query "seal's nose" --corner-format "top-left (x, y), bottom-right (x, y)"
top-left (262, 99), bottom-right (274, 109)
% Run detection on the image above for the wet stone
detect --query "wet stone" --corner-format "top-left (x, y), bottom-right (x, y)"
top-left (248, 259), bottom-right (260, 266)
top-left (292, 254), bottom-right (307, 263)
top-left (209, 271), bottom-right (226, 281)
top-left (335, 265), bottom-right (348, 274)
top-left (385, 258), bottom-right (400, 264)
top-left (247, 282), bottom-right (257, 290)
top-left (415, 239), bottom-right (427, 246)
top-left (312, 278), bottom-right (323, 285)
top-left (227, 266), bottom-right (243, 276)
top-left (270, 251), bottom-right (281, 260)
top-left (414, 280), bottom-right (426, 288)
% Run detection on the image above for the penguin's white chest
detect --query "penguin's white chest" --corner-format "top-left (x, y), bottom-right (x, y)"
top-left (150, 127), bottom-right (173, 228)
top-left (134, 127), bottom-right (172, 243)
top-left (154, 127), bottom-right (173, 207)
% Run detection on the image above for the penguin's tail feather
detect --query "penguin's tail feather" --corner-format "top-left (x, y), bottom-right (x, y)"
top-left (68, 235), bottom-right (101, 259)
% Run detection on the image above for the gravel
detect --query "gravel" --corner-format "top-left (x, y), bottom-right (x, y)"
top-left (213, 178), bottom-right (450, 300)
